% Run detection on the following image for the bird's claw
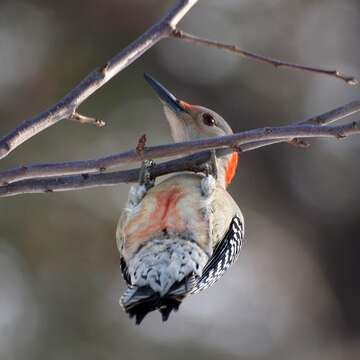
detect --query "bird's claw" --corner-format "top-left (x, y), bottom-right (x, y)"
top-left (201, 150), bottom-right (218, 197)
top-left (139, 159), bottom-right (156, 190)
top-left (203, 150), bottom-right (218, 179)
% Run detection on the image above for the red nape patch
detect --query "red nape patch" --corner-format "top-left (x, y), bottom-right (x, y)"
top-left (179, 100), bottom-right (192, 112)
top-left (225, 152), bottom-right (239, 187)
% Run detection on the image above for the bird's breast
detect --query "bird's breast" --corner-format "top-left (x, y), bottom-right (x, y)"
top-left (121, 174), bottom-right (212, 260)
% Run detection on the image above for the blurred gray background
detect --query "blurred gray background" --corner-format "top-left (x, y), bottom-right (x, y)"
top-left (0, 0), bottom-right (360, 359)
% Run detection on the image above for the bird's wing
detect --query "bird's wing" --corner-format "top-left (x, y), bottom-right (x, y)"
top-left (191, 214), bottom-right (244, 294)
top-left (120, 257), bottom-right (132, 285)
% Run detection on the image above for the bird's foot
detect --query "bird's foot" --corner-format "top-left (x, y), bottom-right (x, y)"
top-left (139, 159), bottom-right (156, 191)
top-left (201, 150), bottom-right (217, 197)
top-left (126, 160), bottom-right (155, 209)
top-left (203, 149), bottom-right (218, 179)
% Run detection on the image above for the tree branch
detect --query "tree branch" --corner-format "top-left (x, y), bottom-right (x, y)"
top-left (1, 1), bottom-right (359, 196)
top-left (0, 151), bottom-right (212, 197)
top-left (0, 0), bottom-right (357, 162)
top-left (1, 100), bottom-right (359, 185)
top-left (241, 99), bottom-right (360, 151)
top-left (171, 30), bottom-right (358, 85)
top-left (0, 0), bottom-right (198, 160)
top-left (0, 120), bottom-right (359, 197)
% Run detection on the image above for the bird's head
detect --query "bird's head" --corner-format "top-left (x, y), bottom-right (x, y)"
top-left (144, 73), bottom-right (238, 188)
top-left (144, 73), bottom-right (233, 142)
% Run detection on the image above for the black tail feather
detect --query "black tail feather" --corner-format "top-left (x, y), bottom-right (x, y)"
top-left (127, 290), bottom-right (161, 325)
top-left (121, 275), bottom-right (193, 325)
top-left (159, 298), bottom-right (181, 322)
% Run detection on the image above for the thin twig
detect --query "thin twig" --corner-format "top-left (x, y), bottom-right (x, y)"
top-left (0, 120), bottom-right (359, 197)
top-left (171, 30), bottom-right (358, 85)
top-left (1, 100), bottom-right (359, 185)
top-left (241, 99), bottom-right (360, 152)
top-left (0, 0), bottom-right (198, 160)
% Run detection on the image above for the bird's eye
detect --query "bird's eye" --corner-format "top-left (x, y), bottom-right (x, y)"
top-left (202, 113), bottom-right (215, 126)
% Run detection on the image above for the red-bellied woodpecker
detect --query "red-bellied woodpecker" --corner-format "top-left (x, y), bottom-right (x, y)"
top-left (116, 74), bottom-right (244, 324)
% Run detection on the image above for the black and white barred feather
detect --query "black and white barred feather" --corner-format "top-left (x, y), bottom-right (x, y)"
top-left (119, 214), bottom-right (244, 323)
top-left (191, 214), bottom-right (244, 294)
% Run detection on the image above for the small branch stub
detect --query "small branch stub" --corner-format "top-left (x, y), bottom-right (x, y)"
top-left (335, 71), bottom-right (358, 86)
top-left (70, 112), bottom-right (106, 127)
top-left (335, 132), bottom-right (347, 139)
top-left (99, 62), bottom-right (109, 77)
top-left (288, 138), bottom-right (310, 148)
top-left (136, 134), bottom-right (147, 158)
top-left (0, 142), bottom-right (10, 158)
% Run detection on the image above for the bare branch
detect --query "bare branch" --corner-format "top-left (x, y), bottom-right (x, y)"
top-left (171, 30), bottom-right (358, 85)
top-left (1, 100), bottom-right (359, 185)
top-left (0, 120), bottom-right (359, 197)
top-left (0, 0), bottom-right (358, 195)
top-left (0, 0), bottom-right (198, 160)
top-left (0, 0), bottom-right (356, 164)
top-left (241, 100), bottom-right (360, 151)
top-left (0, 151), bottom-right (212, 197)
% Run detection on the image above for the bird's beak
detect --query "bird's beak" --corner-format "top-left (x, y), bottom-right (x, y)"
top-left (144, 73), bottom-right (191, 114)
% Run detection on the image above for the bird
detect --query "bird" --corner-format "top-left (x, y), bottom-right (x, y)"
top-left (116, 74), bottom-right (244, 324)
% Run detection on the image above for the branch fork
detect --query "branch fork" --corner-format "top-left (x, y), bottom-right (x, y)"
top-left (0, 0), bottom-right (359, 197)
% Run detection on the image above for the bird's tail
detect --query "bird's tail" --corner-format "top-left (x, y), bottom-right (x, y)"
top-left (120, 274), bottom-right (195, 325)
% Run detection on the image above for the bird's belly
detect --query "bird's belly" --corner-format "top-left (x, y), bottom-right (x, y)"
top-left (122, 175), bottom-right (211, 260)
